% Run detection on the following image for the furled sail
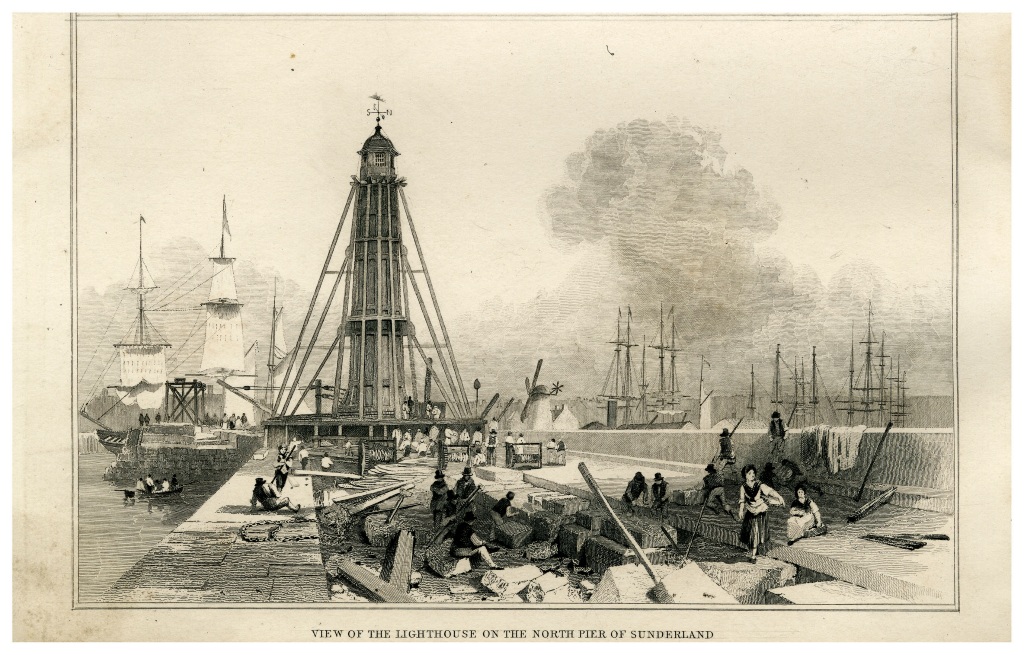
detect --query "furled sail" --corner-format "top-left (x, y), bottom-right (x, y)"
top-left (115, 345), bottom-right (166, 409)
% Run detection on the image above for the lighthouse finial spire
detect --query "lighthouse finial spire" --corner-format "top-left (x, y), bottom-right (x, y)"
top-left (368, 94), bottom-right (391, 125)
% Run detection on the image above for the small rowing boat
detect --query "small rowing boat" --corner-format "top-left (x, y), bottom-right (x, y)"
top-left (120, 486), bottom-right (184, 499)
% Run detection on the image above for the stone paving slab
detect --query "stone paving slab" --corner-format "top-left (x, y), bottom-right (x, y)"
top-left (521, 456), bottom-right (954, 604)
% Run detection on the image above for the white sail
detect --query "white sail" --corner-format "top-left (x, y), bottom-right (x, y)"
top-left (115, 344), bottom-right (167, 410)
top-left (208, 257), bottom-right (238, 301)
top-left (272, 307), bottom-right (289, 361)
top-left (200, 302), bottom-right (245, 374)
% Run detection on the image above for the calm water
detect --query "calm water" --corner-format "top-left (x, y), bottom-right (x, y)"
top-left (76, 453), bottom-right (229, 602)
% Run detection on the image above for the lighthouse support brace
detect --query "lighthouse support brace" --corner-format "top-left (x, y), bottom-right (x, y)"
top-left (280, 249), bottom-right (351, 417)
top-left (401, 258), bottom-right (464, 417)
top-left (399, 189), bottom-right (471, 414)
top-left (273, 185), bottom-right (356, 414)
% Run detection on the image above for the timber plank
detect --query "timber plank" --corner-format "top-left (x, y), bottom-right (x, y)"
top-left (334, 558), bottom-right (418, 603)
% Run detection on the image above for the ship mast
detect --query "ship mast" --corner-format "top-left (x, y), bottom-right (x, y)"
top-left (860, 301), bottom-right (877, 424)
top-left (878, 332), bottom-right (887, 427)
top-left (657, 303), bottom-right (665, 393)
top-left (220, 194), bottom-right (227, 259)
top-left (773, 343), bottom-right (782, 411)
top-left (622, 307), bottom-right (635, 425)
top-left (847, 324), bottom-right (855, 426)
top-left (640, 335), bottom-right (648, 423)
top-left (811, 346), bottom-right (818, 424)
top-left (668, 308), bottom-right (678, 397)
top-left (137, 215), bottom-right (146, 344)
top-left (267, 278), bottom-right (277, 407)
top-left (747, 364), bottom-right (756, 419)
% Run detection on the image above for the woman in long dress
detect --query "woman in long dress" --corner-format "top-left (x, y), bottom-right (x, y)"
top-left (787, 482), bottom-right (825, 545)
top-left (738, 464), bottom-right (785, 562)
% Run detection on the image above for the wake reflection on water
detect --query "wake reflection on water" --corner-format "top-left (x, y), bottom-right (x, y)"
top-left (76, 453), bottom-right (228, 601)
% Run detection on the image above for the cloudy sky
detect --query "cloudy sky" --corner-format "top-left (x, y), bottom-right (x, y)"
top-left (74, 16), bottom-right (955, 405)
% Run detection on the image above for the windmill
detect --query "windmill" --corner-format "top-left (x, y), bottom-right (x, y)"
top-left (519, 359), bottom-right (561, 430)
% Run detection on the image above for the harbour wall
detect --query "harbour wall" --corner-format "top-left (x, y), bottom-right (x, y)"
top-left (101, 433), bottom-right (262, 485)
top-left (524, 427), bottom-right (954, 492)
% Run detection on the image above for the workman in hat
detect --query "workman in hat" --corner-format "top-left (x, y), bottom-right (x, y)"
top-left (621, 471), bottom-right (650, 513)
top-left (651, 472), bottom-right (668, 514)
top-left (702, 463), bottom-right (735, 518)
top-left (719, 427), bottom-right (736, 463)
top-left (769, 410), bottom-right (787, 457)
top-left (450, 511), bottom-right (502, 570)
top-left (429, 470), bottom-right (449, 528)
top-left (486, 429), bottom-right (498, 466)
top-left (454, 467), bottom-right (477, 500)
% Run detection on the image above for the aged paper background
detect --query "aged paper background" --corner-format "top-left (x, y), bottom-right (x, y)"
top-left (12, 12), bottom-right (1010, 641)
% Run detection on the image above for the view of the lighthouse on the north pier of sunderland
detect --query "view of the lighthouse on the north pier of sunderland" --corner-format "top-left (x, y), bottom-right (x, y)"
top-left (75, 39), bottom-right (956, 606)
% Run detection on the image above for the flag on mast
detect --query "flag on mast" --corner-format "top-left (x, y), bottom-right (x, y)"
top-left (222, 195), bottom-right (231, 237)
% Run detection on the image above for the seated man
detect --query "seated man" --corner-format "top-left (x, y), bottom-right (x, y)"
top-left (320, 452), bottom-right (333, 470)
top-left (251, 477), bottom-right (301, 513)
top-left (450, 511), bottom-right (502, 570)
top-left (787, 482), bottom-right (826, 545)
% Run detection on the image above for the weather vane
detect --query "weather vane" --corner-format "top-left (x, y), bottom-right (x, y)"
top-left (367, 94), bottom-right (392, 124)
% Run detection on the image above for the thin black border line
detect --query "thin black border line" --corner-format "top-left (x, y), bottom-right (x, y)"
top-left (68, 13), bottom-right (961, 613)
top-left (68, 15), bottom-right (955, 22)
top-left (71, 11), bottom-right (80, 610)
top-left (946, 11), bottom-right (954, 614)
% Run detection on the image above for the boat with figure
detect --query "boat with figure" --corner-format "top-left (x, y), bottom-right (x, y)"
top-left (119, 485), bottom-right (185, 500)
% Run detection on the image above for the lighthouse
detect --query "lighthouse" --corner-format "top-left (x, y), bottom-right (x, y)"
top-left (331, 121), bottom-right (410, 418)
top-left (266, 98), bottom-right (475, 452)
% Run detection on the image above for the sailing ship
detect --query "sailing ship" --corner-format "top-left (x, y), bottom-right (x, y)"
top-left (264, 281), bottom-right (313, 418)
top-left (82, 217), bottom-right (172, 454)
top-left (597, 308), bottom-right (639, 428)
top-left (197, 196), bottom-right (262, 424)
top-left (644, 304), bottom-right (690, 427)
top-left (838, 301), bottom-right (910, 428)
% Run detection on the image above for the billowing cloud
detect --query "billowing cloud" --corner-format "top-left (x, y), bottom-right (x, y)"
top-left (451, 118), bottom-right (953, 403)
